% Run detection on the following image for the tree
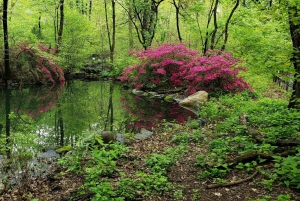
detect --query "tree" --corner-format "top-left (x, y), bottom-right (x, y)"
top-left (171, 0), bottom-right (184, 42)
top-left (287, 4), bottom-right (300, 109)
top-left (118, 0), bottom-right (165, 49)
top-left (3, 0), bottom-right (12, 84)
top-left (186, 0), bottom-right (240, 54)
top-left (104, 0), bottom-right (116, 63)
top-left (56, 0), bottom-right (65, 50)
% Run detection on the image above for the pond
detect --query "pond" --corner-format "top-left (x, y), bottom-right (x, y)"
top-left (0, 80), bottom-right (196, 150)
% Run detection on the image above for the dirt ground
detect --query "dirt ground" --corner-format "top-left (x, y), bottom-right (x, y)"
top-left (1, 124), bottom-right (299, 201)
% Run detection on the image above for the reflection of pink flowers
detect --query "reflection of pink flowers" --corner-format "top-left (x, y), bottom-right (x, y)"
top-left (121, 95), bottom-right (196, 131)
top-left (17, 84), bottom-right (64, 119)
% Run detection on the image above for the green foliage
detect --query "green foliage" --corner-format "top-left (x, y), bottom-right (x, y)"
top-left (171, 130), bottom-right (203, 144)
top-left (145, 145), bottom-right (188, 175)
top-left (274, 152), bottom-right (300, 189)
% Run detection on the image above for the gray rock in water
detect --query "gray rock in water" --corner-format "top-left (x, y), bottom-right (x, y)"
top-left (134, 128), bottom-right (153, 140)
top-left (132, 89), bottom-right (145, 96)
top-left (37, 149), bottom-right (60, 159)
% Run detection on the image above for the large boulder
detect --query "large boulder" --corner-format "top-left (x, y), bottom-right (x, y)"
top-left (179, 91), bottom-right (208, 107)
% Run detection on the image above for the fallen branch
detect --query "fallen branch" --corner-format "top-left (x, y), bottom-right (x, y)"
top-left (207, 150), bottom-right (295, 167)
top-left (240, 113), bottom-right (300, 147)
top-left (206, 170), bottom-right (258, 189)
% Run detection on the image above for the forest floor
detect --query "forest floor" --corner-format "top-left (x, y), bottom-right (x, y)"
top-left (1, 86), bottom-right (300, 201)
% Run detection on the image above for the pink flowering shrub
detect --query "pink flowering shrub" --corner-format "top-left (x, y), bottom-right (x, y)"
top-left (120, 43), bottom-right (198, 90)
top-left (120, 43), bottom-right (252, 95)
top-left (10, 42), bottom-right (65, 84)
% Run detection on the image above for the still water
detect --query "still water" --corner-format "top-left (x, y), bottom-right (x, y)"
top-left (0, 80), bottom-right (196, 148)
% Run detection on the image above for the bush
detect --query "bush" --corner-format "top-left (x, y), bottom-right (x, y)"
top-left (120, 43), bottom-right (252, 95)
top-left (9, 42), bottom-right (65, 84)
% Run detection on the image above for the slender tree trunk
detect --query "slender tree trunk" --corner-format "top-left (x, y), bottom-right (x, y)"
top-left (288, 7), bottom-right (300, 109)
top-left (3, 0), bottom-right (11, 84)
top-left (89, 0), bottom-right (92, 20)
top-left (173, 0), bottom-right (182, 42)
top-left (210, 0), bottom-right (219, 50)
top-left (128, 6), bottom-right (134, 49)
top-left (57, 0), bottom-right (65, 50)
top-left (221, 0), bottom-right (239, 50)
top-left (104, 0), bottom-right (116, 63)
top-left (203, 0), bottom-right (214, 54)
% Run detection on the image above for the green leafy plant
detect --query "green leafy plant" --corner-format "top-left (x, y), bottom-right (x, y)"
top-left (274, 153), bottom-right (300, 189)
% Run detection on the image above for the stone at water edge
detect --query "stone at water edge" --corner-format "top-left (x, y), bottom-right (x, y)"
top-left (179, 91), bottom-right (208, 107)
top-left (134, 128), bottom-right (153, 140)
top-left (100, 131), bottom-right (116, 143)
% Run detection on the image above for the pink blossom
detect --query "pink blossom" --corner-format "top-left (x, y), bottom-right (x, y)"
top-left (156, 68), bottom-right (166, 75)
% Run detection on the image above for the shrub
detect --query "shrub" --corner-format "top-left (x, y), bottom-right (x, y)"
top-left (9, 42), bottom-right (65, 84)
top-left (120, 43), bottom-right (252, 95)
top-left (119, 43), bottom-right (198, 90)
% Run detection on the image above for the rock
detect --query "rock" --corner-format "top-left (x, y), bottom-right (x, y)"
top-left (164, 95), bottom-right (175, 102)
top-left (132, 89), bottom-right (145, 96)
top-left (179, 91), bottom-right (208, 107)
top-left (37, 149), bottom-right (60, 159)
top-left (134, 128), bottom-right (153, 140)
top-left (55, 146), bottom-right (73, 154)
top-left (185, 119), bottom-right (206, 129)
top-left (100, 131), bottom-right (116, 143)
top-left (116, 133), bottom-right (134, 145)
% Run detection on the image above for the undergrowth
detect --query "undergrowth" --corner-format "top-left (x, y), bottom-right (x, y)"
top-left (56, 80), bottom-right (300, 200)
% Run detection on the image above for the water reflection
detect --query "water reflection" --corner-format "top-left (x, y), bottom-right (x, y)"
top-left (0, 80), bottom-right (196, 151)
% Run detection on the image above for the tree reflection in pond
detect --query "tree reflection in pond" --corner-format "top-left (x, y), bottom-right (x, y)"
top-left (0, 81), bottom-right (196, 150)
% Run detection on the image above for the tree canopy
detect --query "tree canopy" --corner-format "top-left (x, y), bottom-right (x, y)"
top-left (0, 0), bottom-right (299, 108)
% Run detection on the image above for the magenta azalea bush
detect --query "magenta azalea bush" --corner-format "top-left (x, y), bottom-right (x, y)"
top-left (120, 43), bottom-right (252, 95)
top-left (10, 42), bottom-right (65, 84)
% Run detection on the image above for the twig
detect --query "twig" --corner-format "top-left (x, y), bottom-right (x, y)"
top-left (206, 170), bottom-right (258, 189)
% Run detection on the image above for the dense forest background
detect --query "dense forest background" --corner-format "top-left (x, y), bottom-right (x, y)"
top-left (0, 0), bottom-right (299, 106)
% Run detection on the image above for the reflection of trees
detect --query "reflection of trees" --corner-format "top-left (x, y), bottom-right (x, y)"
top-left (5, 89), bottom-right (11, 158)
top-left (104, 83), bottom-right (114, 131)
top-left (57, 105), bottom-right (64, 146)
top-left (0, 81), bottom-right (137, 147)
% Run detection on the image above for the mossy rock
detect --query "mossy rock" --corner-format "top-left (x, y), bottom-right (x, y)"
top-left (55, 146), bottom-right (73, 154)
top-left (164, 95), bottom-right (174, 102)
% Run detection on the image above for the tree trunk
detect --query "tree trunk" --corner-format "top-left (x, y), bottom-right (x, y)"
top-left (128, 6), bottom-right (134, 49)
top-left (221, 0), bottom-right (239, 50)
top-left (57, 0), bottom-right (65, 50)
top-left (104, 0), bottom-right (116, 63)
top-left (173, 0), bottom-right (182, 42)
top-left (203, 0), bottom-right (214, 54)
top-left (288, 6), bottom-right (300, 109)
top-left (89, 0), bottom-right (92, 20)
top-left (3, 0), bottom-right (11, 84)
top-left (210, 0), bottom-right (219, 50)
